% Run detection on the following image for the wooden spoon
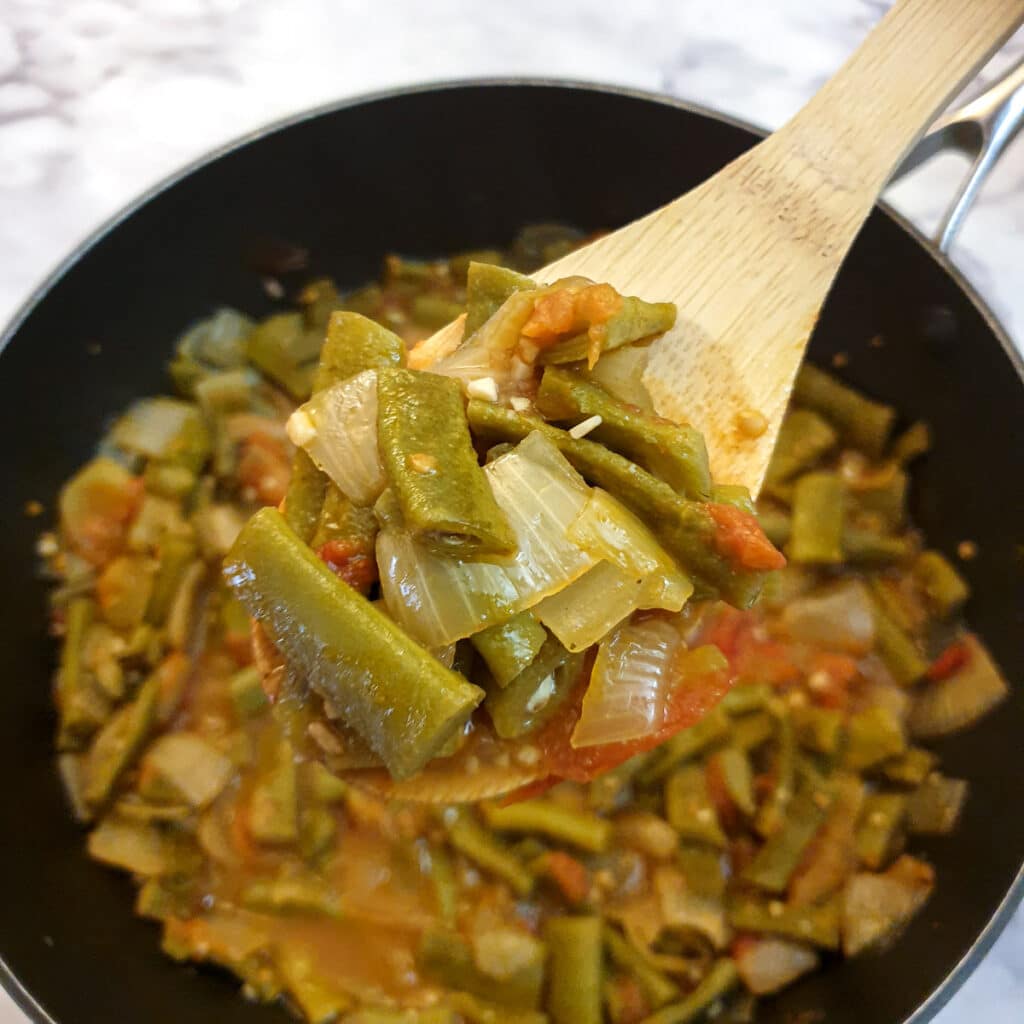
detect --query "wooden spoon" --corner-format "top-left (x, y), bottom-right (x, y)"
top-left (264, 0), bottom-right (1023, 802)
top-left (416, 0), bottom-right (1024, 495)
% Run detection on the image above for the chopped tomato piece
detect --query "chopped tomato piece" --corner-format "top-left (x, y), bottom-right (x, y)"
top-left (706, 502), bottom-right (786, 571)
top-left (926, 639), bottom-right (970, 682)
top-left (807, 651), bottom-right (859, 708)
top-left (237, 434), bottom-right (290, 507)
top-left (522, 289), bottom-right (578, 340)
top-left (605, 975), bottom-right (650, 1024)
top-left (317, 540), bottom-right (378, 595)
top-left (536, 850), bottom-right (590, 904)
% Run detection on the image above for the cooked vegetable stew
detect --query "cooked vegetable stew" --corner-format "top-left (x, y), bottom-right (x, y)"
top-left (46, 225), bottom-right (1009, 1023)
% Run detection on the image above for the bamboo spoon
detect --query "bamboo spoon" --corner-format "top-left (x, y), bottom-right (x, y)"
top-left (261, 0), bottom-right (1024, 802)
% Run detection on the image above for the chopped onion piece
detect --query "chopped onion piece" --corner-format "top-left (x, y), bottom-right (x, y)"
top-left (377, 529), bottom-right (519, 647)
top-left (287, 370), bottom-right (384, 506)
top-left (569, 488), bottom-right (693, 611)
top-left (536, 561), bottom-right (645, 652)
top-left (377, 432), bottom-right (597, 647)
top-left (735, 937), bottom-right (819, 995)
top-left (779, 580), bottom-right (875, 654)
top-left (583, 343), bottom-right (654, 411)
top-left (571, 618), bottom-right (681, 749)
top-left (110, 398), bottom-right (203, 459)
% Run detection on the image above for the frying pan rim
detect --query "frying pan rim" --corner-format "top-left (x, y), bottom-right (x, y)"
top-left (0, 76), bottom-right (1020, 1024)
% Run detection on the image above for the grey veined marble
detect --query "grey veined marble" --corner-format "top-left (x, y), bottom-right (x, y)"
top-left (0, 1), bottom-right (1020, 1023)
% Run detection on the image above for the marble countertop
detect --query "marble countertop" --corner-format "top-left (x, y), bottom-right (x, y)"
top-left (0, 1), bottom-right (1020, 1021)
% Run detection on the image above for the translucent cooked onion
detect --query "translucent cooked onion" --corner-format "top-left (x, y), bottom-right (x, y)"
top-left (569, 488), bottom-right (693, 612)
top-left (778, 579), bottom-right (875, 654)
top-left (734, 937), bottom-right (819, 995)
top-left (376, 432), bottom-right (596, 647)
top-left (110, 398), bottom-right (203, 459)
top-left (287, 370), bottom-right (384, 506)
top-left (535, 561), bottom-right (647, 653)
top-left (583, 343), bottom-right (654, 411)
top-left (571, 618), bottom-right (681, 749)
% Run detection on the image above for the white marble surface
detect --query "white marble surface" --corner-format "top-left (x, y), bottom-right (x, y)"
top-left (0, 0), bottom-right (1021, 1021)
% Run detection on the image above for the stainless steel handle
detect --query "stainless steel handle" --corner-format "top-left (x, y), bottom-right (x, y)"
top-left (891, 53), bottom-right (1024, 252)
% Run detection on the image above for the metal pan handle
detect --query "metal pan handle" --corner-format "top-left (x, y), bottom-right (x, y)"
top-left (891, 53), bottom-right (1024, 252)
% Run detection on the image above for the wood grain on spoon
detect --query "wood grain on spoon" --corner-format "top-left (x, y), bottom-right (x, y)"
top-left (416, 0), bottom-right (1023, 494)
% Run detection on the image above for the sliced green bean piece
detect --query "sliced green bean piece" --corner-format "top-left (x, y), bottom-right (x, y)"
top-left (247, 313), bottom-right (321, 400)
top-left (708, 747), bottom-right (755, 816)
top-left (913, 550), bottom-right (969, 618)
top-left (720, 684), bottom-right (772, 716)
top-left (310, 484), bottom-right (379, 555)
top-left (764, 409), bottom-right (838, 489)
top-left (842, 526), bottom-right (910, 565)
top-left (905, 773), bottom-right (968, 835)
top-left (484, 638), bottom-right (576, 740)
top-left (755, 714), bottom-right (796, 837)
top-left (742, 786), bottom-right (833, 892)
top-left (464, 262), bottom-right (536, 338)
top-left (878, 747), bottom-right (938, 787)
top-left (145, 534), bottom-right (197, 626)
top-left (545, 916), bottom-right (603, 1024)
top-left (443, 808), bottom-right (534, 896)
top-left (56, 598), bottom-right (111, 748)
top-left (230, 665), bottom-right (269, 718)
top-left (603, 925), bottom-right (679, 1008)
top-left (466, 401), bottom-right (768, 608)
top-left (313, 310), bottom-right (406, 393)
top-left (536, 367), bottom-right (711, 499)
top-left (791, 705), bottom-right (845, 756)
top-left (891, 420), bottom-right (931, 465)
top-left (242, 876), bottom-right (343, 917)
top-left (731, 711), bottom-right (777, 753)
top-left (867, 587), bottom-right (928, 686)
top-left (423, 842), bottom-right (458, 925)
top-left (284, 449), bottom-right (328, 544)
top-left (412, 294), bottom-right (465, 330)
top-left (843, 706), bottom-right (906, 772)
top-left (793, 364), bottom-right (895, 457)
top-left (787, 472), bottom-right (844, 565)
top-left (225, 509), bottom-right (483, 779)
top-left (278, 949), bottom-right (354, 1023)
top-left (471, 612), bottom-right (548, 688)
top-left (664, 765), bottom-right (727, 848)
top-left (482, 799), bottom-right (611, 853)
top-left (727, 895), bottom-right (841, 950)
top-left (637, 958), bottom-right (739, 1024)
top-left (82, 675), bottom-right (160, 809)
top-left (639, 708), bottom-right (730, 783)
top-left (377, 369), bottom-right (513, 557)
top-left (676, 844), bottom-right (728, 900)
top-left (248, 739), bottom-right (299, 844)
top-left (855, 793), bottom-right (907, 869)
top-left (539, 296), bottom-right (676, 366)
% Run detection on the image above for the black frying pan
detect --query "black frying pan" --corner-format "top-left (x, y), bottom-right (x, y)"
top-left (0, 82), bottom-right (1021, 1024)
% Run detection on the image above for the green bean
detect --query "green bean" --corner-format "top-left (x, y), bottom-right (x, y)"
top-left (145, 534), bottom-right (197, 626)
top-left (464, 262), bottom-right (536, 338)
top-left (284, 450), bottom-right (328, 544)
top-left (545, 916), bottom-right (603, 1024)
top-left (764, 409), bottom-right (838, 490)
top-left (731, 710), bottom-right (777, 752)
top-left (787, 472), bottom-right (844, 564)
top-left (246, 313), bottom-right (321, 399)
top-left (842, 526), bottom-right (909, 565)
top-left (443, 808), bottom-right (534, 896)
top-left (720, 683), bottom-right (772, 716)
top-left (471, 612), bottom-right (548, 688)
top-left (310, 485), bottom-right (379, 558)
top-left (278, 950), bottom-right (354, 1023)
top-left (82, 674), bottom-right (160, 809)
top-left (855, 793), bottom-right (907, 869)
top-left (313, 311), bottom-right (405, 392)
top-left (535, 367), bottom-right (711, 499)
top-left (377, 369), bottom-right (514, 557)
top-left (727, 894), bottom-right (841, 950)
top-left (465, 401), bottom-right (768, 608)
top-left (843, 706), bottom-right (906, 771)
top-left (866, 588), bottom-right (928, 686)
top-left (224, 508), bottom-right (483, 779)
top-left (56, 598), bottom-right (111, 748)
top-left (539, 295), bottom-right (676, 366)
top-left (241, 876), bottom-right (343, 917)
top-left (879, 747), bottom-right (937, 787)
top-left (603, 925), bottom-right (679, 1008)
top-left (589, 752), bottom-right (654, 812)
top-left (411, 295), bottom-right (465, 330)
top-left (248, 739), bottom-right (299, 844)
top-left (913, 550), bottom-right (969, 618)
top-left (793, 364), bottom-right (895, 457)
top-left (707, 747), bottom-right (755, 815)
top-left (849, 466), bottom-right (907, 531)
top-left (637, 959), bottom-right (739, 1024)
top-left (418, 927), bottom-right (542, 1010)
top-left (664, 764), bottom-right (726, 848)
top-left (755, 714), bottom-right (795, 837)
top-left (742, 786), bottom-right (832, 892)
top-left (791, 705), bottom-right (845, 756)
top-left (448, 247), bottom-right (504, 282)
top-left (484, 637), bottom-right (576, 740)
top-left (676, 844), bottom-right (727, 899)
top-left (423, 842), bottom-right (458, 925)
top-left (299, 804), bottom-right (336, 861)
top-left (638, 708), bottom-right (730, 783)
top-left (482, 799), bottom-right (611, 853)
top-left (226, 666), bottom-right (266, 719)
top-left (143, 461), bottom-right (197, 500)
